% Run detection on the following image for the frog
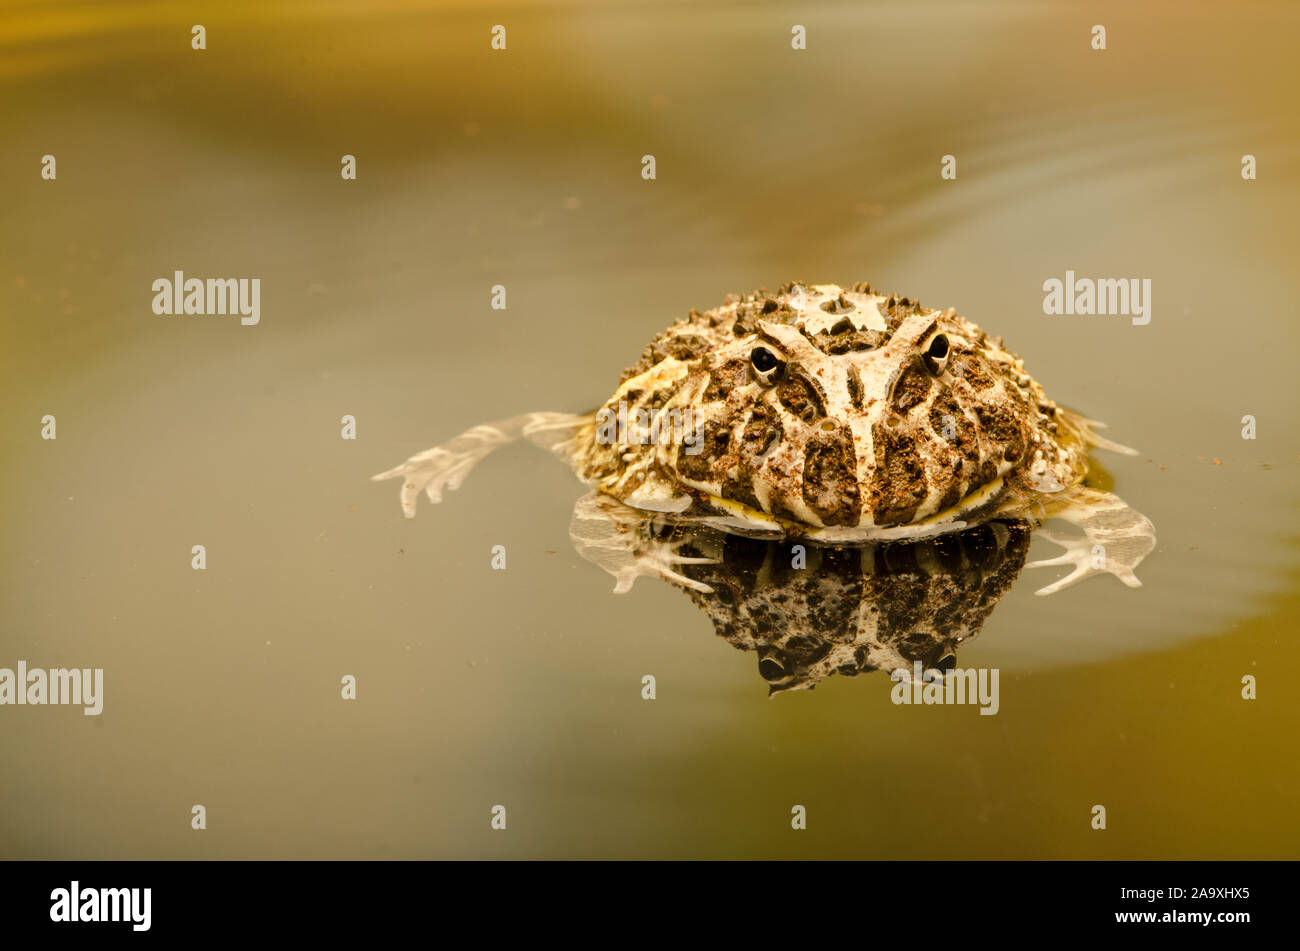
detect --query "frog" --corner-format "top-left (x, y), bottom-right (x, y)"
top-left (374, 282), bottom-right (1155, 595)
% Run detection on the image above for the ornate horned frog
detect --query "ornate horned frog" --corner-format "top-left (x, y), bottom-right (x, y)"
top-left (375, 283), bottom-right (1155, 596)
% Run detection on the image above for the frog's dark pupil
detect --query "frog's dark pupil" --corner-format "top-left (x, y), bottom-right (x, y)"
top-left (751, 347), bottom-right (779, 372)
top-left (927, 334), bottom-right (949, 359)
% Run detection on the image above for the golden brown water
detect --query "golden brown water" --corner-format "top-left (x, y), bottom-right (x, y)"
top-left (2, 0), bottom-right (1298, 858)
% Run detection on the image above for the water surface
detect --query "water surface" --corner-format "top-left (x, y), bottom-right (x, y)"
top-left (2, 0), bottom-right (1298, 858)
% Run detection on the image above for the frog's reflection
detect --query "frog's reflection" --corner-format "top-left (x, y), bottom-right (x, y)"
top-left (570, 492), bottom-right (1034, 694)
top-left (670, 521), bottom-right (1031, 694)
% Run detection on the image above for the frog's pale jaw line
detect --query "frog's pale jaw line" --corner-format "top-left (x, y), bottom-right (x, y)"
top-left (917, 475), bottom-right (1008, 527)
top-left (697, 493), bottom-right (787, 532)
top-left (681, 477), bottom-right (1007, 542)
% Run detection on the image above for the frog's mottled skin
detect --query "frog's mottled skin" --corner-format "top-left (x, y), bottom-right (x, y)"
top-left (571, 282), bottom-right (1109, 539)
top-left (375, 282), bottom-right (1154, 593)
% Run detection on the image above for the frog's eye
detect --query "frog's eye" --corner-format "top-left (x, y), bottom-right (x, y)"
top-left (757, 650), bottom-right (790, 683)
top-left (750, 346), bottom-right (786, 385)
top-left (923, 333), bottom-right (950, 375)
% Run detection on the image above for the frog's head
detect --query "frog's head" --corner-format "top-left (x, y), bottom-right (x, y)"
top-left (663, 284), bottom-right (1063, 531)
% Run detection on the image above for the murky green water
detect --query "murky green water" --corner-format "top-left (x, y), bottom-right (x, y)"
top-left (2, 0), bottom-right (1298, 859)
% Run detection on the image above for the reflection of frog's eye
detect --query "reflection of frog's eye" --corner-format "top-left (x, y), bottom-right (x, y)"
top-left (750, 346), bottom-right (786, 385)
top-left (758, 656), bottom-right (786, 682)
top-left (923, 333), bottom-right (950, 375)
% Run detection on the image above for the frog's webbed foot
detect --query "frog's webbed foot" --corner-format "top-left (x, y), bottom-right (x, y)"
top-left (569, 491), bottom-right (719, 594)
top-left (372, 411), bottom-right (590, 517)
top-left (1025, 486), bottom-right (1156, 595)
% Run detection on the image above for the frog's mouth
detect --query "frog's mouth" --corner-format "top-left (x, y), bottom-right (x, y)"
top-left (904, 476), bottom-right (1009, 529)
top-left (690, 475), bottom-right (1009, 542)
